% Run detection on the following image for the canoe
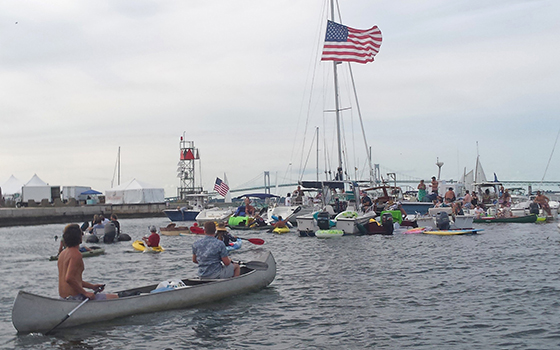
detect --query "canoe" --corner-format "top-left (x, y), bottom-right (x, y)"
top-left (272, 226), bottom-right (290, 234)
top-left (49, 246), bottom-right (105, 261)
top-left (132, 240), bottom-right (164, 253)
top-left (473, 214), bottom-right (537, 223)
top-left (315, 229), bottom-right (344, 238)
top-left (160, 223), bottom-right (190, 236)
top-left (226, 238), bottom-right (242, 251)
top-left (423, 229), bottom-right (483, 236)
top-left (12, 251), bottom-right (276, 333)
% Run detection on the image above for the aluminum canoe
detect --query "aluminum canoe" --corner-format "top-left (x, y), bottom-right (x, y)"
top-left (12, 251), bottom-right (276, 333)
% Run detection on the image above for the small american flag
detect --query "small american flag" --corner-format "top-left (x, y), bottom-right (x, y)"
top-left (321, 20), bottom-right (382, 64)
top-left (214, 177), bottom-right (229, 197)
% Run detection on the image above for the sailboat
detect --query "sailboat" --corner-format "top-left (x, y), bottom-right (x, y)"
top-left (295, 1), bottom-right (386, 237)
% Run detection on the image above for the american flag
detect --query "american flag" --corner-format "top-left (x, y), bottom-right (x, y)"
top-left (214, 177), bottom-right (229, 197)
top-left (321, 20), bottom-right (382, 64)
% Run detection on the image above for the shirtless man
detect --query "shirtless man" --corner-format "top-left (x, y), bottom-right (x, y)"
top-left (58, 224), bottom-right (118, 300)
top-left (444, 188), bottom-right (456, 203)
top-left (534, 191), bottom-right (552, 216)
top-left (430, 176), bottom-right (439, 195)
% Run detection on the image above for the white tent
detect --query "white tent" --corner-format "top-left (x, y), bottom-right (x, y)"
top-left (22, 174), bottom-right (52, 202)
top-left (105, 178), bottom-right (165, 204)
top-left (1, 175), bottom-right (25, 196)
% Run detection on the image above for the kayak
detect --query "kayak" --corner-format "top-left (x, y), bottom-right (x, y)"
top-left (226, 238), bottom-right (242, 251)
top-left (12, 251), bottom-right (276, 333)
top-left (49, 246), bottom-right (105, 261)
top-left (228, 215), bottom-right (256, 227)
top-left (315, 229), bottom-right (344, 238)
top-left (403, 227), bottom-right (427, 234)
top-left (272, 226), bottom-right (290, 234)
top-left (423, 229), bottom-right (483, 236)
top-left (132, 240), bottom-right (164, 253)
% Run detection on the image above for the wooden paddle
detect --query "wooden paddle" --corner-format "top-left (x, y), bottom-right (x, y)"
top-left (45, 285), bottom-right (105, 335)
top-left (239, 237), bottom-right (265, 245)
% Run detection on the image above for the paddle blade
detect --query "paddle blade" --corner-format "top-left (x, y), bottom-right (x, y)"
top-left (238, 261), bottom-right (268, 271)
top-left (246, 238), bottom-right (265, 245)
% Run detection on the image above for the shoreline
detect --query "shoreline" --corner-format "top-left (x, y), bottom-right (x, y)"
top-left (0, 203), bottom-right (167, 227)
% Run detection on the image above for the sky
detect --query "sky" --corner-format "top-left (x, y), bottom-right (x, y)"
top-left (1, 0), bottom-right (559, 198)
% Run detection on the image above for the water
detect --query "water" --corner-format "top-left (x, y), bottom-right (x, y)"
top-left (1, 217), bottom-right (560, 349)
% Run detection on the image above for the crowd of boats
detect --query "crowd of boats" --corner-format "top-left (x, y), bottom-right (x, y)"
top-left (161, 177), bottom-right (559, 239)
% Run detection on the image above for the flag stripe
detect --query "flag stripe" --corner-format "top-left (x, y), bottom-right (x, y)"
top-left (321, 20), bottom-right (382, 64)
top-left (214, 177), bottom-right (229, 197)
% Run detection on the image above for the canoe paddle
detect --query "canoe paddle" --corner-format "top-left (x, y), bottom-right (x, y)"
top-left (239, 238), bottom-right (265, 245)
top-left (45, 285), bottom-right (105, 335)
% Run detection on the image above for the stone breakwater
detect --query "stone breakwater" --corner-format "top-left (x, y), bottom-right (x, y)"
top-left (0, 203), bottom-right (167, 227)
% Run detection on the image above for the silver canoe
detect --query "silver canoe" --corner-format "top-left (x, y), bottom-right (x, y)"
top-left (12, 251), bottom-right (276, 333)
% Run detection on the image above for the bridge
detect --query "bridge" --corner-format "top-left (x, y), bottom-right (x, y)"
top-left (227, 179), bottom-right (560, 196)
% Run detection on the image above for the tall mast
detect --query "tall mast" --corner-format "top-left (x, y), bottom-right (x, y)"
top-left (117, 146), bottom-right (120, 186)
top-left (330, 0), bottom-right (343, 174)
top-left (316, 127), bottom-right (319, 182)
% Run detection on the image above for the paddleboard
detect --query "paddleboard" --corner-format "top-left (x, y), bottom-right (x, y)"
top-left (315, 229), bottom-right (344, 238)
top-left (423, 229), bottom-right (483, 236)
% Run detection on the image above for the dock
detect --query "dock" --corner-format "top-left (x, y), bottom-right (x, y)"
top-left (0, 203), bottom-right (167, 227)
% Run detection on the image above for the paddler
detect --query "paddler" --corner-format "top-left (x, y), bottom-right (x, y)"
top-left (58, 224), bottom-right (118, 300)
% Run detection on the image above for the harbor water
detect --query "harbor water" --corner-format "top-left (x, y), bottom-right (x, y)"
top-left (1, 217), bottom-right (560, 349)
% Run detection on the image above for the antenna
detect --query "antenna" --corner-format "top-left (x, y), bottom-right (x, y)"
top-left (436, 157), bottom-right (444, 180)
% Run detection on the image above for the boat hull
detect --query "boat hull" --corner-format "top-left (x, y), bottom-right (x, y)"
top-left (196, 208), bottom-right (234, 225)
top-left (163, 209), bottom-right (199, 222)
top-left (12, 251), bottom-right (276, 333)
top-left (399, 202), bottom-right (434, 216)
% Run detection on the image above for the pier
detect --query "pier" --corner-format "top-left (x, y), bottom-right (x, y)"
top-left (0, 203), bottom-right (167, 227)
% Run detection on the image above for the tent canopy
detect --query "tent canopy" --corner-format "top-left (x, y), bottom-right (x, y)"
top-left (25, 174), bottom-right (48, 187)
top-left (105, 178), bottom-right (164, 204)
top-left (1, 175), bottom-right (24, 196)
top-left (80, 189), bottom-right (103, 195)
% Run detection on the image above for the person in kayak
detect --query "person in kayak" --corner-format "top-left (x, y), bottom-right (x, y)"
top-left (215, 222), bottom-right (237, 247)
top-left (143, 226), bottom-right (160, 248)
top-left (192, 221), bottom-right (240, 279)
top-left (58, 224), bottom-right (118, 300)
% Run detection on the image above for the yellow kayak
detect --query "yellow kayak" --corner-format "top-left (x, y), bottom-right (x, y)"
top-left (272, 226), bottom-right (290, 234)
top-left (132, 240), bottom-right (164, 253)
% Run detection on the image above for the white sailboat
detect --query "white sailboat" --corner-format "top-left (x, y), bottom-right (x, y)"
top-left (295, 0), bottom-right (383, 236)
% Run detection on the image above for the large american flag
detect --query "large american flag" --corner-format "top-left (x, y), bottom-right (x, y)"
top-left (321, 20), bottom-right (382, 64)
top-left (214, 177), bottom-right (229, 197)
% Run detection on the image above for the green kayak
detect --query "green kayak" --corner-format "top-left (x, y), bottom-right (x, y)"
top-left (49, 246), bottom-right (105, 261)
top-left (473, 214), bottom-right (537, 223)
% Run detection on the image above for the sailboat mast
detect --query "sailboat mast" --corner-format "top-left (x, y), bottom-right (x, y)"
top-left (330, 0), bottom-right (343, 174)
top-left (117, 146), bottom-right (120, 186)
top-left (316, 127), bottom-right (319, 182)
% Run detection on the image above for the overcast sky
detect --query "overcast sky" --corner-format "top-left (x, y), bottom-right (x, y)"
top-left (1, 0), bottom-right (559, 197)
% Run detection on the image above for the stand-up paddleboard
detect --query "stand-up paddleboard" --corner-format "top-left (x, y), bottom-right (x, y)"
top-left (423, 229), bottom-right (483, 236)
top-left (315, 229), bottom-right (344, 238)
